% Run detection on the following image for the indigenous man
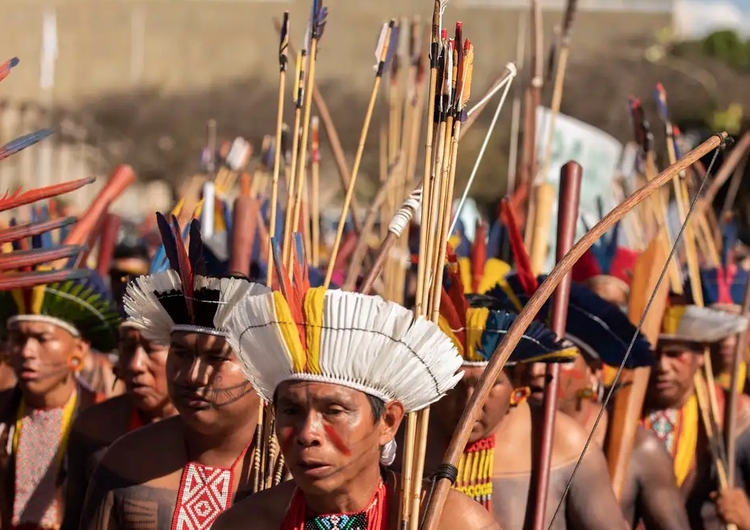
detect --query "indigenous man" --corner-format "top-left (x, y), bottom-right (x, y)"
top-left (422, 282), bottom-right (627, 530)
top-left (0, 272), bottom-right (120, 529)
top-left (642, 304), bottom-right (750, 529)
top-left (61, 321), bottom-right (176, 530)
top-left (80, 216), bottom-right (276, 530)
top-left (517, 296), bottom-right (688, 528)
top-left (213, 268), bottom-right (498, 529)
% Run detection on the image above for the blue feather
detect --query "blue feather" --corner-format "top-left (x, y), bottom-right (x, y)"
top-left (0, 129), bottom-right (54, 160)
top-left (479, 310), bottom-right (574, 363)
top-left (487, 220), bottom-right (505, 259)
top-left (487, 274), bottom-right (654, 368)
top-left (155, 212), bottom-right (181, 275)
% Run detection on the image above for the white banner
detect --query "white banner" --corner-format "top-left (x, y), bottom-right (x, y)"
top-left (535, 107), bottom-right (624, 272)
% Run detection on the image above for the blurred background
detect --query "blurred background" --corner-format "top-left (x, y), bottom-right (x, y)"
top-left (1, 0), bottom-right (749, 226)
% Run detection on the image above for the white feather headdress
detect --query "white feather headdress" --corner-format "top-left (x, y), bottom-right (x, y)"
top-left (124, 269), bottom-right (270, 344)
top-left (660, 304), bottom-right (749, 344)
top-left (225, 286), bottom-right (463, 413)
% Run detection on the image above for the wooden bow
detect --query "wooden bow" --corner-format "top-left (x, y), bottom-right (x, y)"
top-left (420, 131), bottom-right (728, 530)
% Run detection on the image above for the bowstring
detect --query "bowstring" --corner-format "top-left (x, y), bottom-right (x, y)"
top-left (547, 135), bottom-right (729, 529)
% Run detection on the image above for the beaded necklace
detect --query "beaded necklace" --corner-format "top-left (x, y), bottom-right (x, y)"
top-left (280, 479), bottom-right (387, 530)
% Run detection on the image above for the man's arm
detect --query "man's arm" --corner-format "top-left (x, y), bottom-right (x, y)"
top-left (566, 450), bottom-right (628, 530)
top-left (631, 430), bottom-right (690, 530)
top-left (80, 464), bottom-right (121, 530)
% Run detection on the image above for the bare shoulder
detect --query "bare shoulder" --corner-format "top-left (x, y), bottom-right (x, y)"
top-left (213, 481), bottom-right (295, 530)
top-left (436, 489), bottom-right (499, 529)
top-left (99, 415), bottom-right (183, 479)
top-left (71, 394), bottom-right (131, 444)
top-left (551, 409), bottom-right (593, 460)
top-left (633, 425), bottom-right (665, 455)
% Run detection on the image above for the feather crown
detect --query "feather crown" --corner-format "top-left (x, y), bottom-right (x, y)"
top-left (224, 238), bottom-right (463, 413)
top-left (0, 271), bottom-right (120, 352)
top-left (124, 213), bottom-right (270, 344)
top-left (661, 304), bottom-right (748, 345)
top-left (439, 262), bottom-right (577, 366)
top-left (488, 199), bottom-right (654, 369)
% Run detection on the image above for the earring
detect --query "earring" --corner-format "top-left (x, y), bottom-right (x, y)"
top-left (68, 355), bottom-right (83, 372)
top-left (577, 386), bottom-right (596, 400)
top-left (510, 387), bottom-right (530, 407)
top-left (379, 439), bottom-right (397, 466)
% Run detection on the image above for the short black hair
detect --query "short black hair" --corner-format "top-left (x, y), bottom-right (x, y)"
top-left (367, 394), bottom-right (385, 422)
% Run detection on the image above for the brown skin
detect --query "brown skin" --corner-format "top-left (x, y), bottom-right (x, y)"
top-left (399, 366), bottom-right (626, 530)
top-left (7, 320), bottom-right (84, 409)
top-left (212, 381), bottom-right (499, 530)
top-left (585, 278), bottom-right (629, 308)
top-left (79, 332), bottom-right (260, 530)
top-left (61, 327), bottom-right (177, 530)
top-left (526, 355), bottom-right (689, 529)
top-left (711, 488), bottom-right (750, 530)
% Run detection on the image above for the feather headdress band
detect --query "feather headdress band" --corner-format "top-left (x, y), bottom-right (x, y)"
top-left (124, 213), bottom-right (270, 344)
top-left (0, 271), bottom-right (121, 351)
top-left (439, 263), bottom-right (577, 366)
top-left (225, 239), bottom-right (463, 413)
top-left (660, 304), bottom-right (748, 345)
top-left (487, 200), bottom-right (654, 369)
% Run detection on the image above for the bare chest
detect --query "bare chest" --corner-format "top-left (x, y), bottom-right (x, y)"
top-left (491, 468), bottom-right (570, 530)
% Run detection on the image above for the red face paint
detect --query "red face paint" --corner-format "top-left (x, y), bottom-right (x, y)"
top-left (324, 424), bottom-right (351, 456)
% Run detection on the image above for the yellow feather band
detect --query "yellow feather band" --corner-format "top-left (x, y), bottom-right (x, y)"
top-left (437, 309), bottom-right (490, 363)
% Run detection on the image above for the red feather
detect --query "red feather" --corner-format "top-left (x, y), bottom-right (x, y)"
top-left (500, 198), bottom-right (538, 296)
top-left (440, 284), bottom-right (466, 347)
top-left (471, 221), bottom-right (487, 292)
top-left (0, 177), bottom-right (95, 213)
top-left (572, 249), bottom-right (602, 282)
top-left (170, 215), bottom-right (194, 323)
top-left (271, 242), bottom-right (307, 353)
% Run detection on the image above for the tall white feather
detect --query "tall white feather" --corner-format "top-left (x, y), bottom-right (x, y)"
top-left (123, 269), bottom-right (182, 344)
top-left (227, 290), bottom-right (463, 412)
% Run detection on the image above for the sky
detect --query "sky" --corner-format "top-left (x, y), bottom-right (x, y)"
top-left (675, 0), bottom-right (750, 37)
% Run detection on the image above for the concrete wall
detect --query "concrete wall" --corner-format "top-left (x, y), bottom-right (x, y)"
top-left (1, 0), bottom-right (673, 105)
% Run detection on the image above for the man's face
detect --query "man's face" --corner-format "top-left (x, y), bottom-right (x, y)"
top-left (7, 320), bottom-right (81, 396)
top-left (647, 341), bottom-right (702, 409)
top-left (167, 331), bottom-right (257, 433)
top-left (117, 326), bottom-right (171, 413)
top-left (432, 366), bottom-right (512, 443)
top-left (275, 381), bottom-right (403, 495)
